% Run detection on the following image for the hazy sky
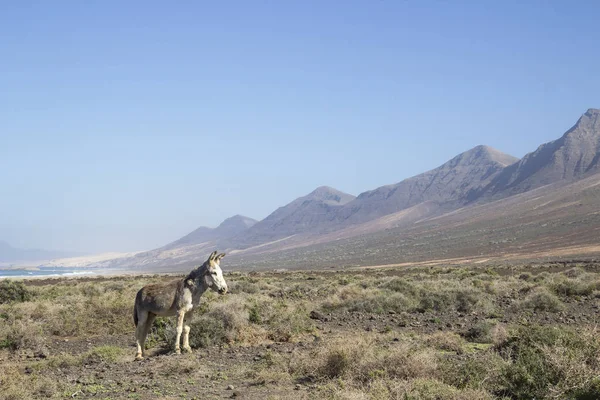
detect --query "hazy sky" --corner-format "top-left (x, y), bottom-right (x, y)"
top-left (1, 1), bottom-right (599, 253)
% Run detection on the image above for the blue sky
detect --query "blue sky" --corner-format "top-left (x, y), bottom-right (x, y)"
top-left (1, 1), bottom-right (599, 253)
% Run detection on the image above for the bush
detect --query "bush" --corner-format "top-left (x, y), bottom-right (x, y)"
top-left (496, 325), bottom-right (600, 399)
top-left (337, 291), bottom-right (415, 314)
top-left (0, 281), bottom-right (33, 304)
top-left (417, 286), bottom-right (482, 314)
top-left (390, 378), bottom-right (494, 400)
top-left (382, 278), bottom-right (418, 297)
top-left (551, 277), bottom-right (600, 297)
top-left (563, 267), bottom-right (586, 278)
top-left (425, 332), bottom-right (465, 354)
top-left (440, 351), bottom-right (506, 392)
top-left (463, 321), bottom-right (494, 344)
top-left (165, 301), bottom-right (251, 349)
top-left (231, 280), bottom-right (260, 294)
top-left (292, 337), bottom-right (437, 385)
top-left (519, 287), bottom-right (564, 312)
top-left (0, 319), bottom-right (45, 352)
top-left (518, 272), bottom-right (532, 281)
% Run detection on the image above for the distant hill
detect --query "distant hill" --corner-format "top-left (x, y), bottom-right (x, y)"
top-left (228, 171), bottom-right (600, 269)
top-left (103, 215), bottom-right (258, 269)
top-left (227, 186), bottom-right (355, 249)
top-left (333, 145), bottom-right (519, 226)
top-left (0, 241), bottom-right (80, 263)
top-left (485, 108), bottom-right (600, 196)
top-left (166, 215), bottom-right (257, 249)
top-left (69, 108), bottom-right (600, 271)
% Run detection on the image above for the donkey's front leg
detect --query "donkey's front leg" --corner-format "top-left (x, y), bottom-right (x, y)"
top-left (174, 311), bottom-right (186, 354)
top-left (182, 312), bottom-right (193, 353)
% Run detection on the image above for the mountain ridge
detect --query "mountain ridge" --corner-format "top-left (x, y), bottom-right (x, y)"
top-left (38, 108), bottom-right (600, 270)
top-left (484, 108), bottom-right (600, 196)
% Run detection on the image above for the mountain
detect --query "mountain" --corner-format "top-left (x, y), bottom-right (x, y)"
top-left (333, 145), bottom-right (519, 225)
top-left (228, 186), bottom-right (355, 249)
top-left (485, 108), bottom-right (600, 196)
top-left (0, 241), bottom-right (79, 263)
top-left (166, 215), bottom-right (257, 249)
top-left (98, 215), bottom-right (258, 269)
top-left (226, 171), bottom-right (600, 270)
top-left (59, 108), bottom-right (600, 271)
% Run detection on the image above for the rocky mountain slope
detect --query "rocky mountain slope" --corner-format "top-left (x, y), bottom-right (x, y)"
top-left (51, 108), bottom-right (600, 270)
top-left (166, 215), bottom-right (257, 249)
top-left (228, 171), bottom-right (600, 269)
top-left (227, 186), bottom-right (355, 249)
top-left (484, 108), bottom-right (600, 196)
top-left (333, 145), bottom-right (518, 226)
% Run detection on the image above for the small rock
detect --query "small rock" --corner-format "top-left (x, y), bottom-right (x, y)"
top-left (295, 384), bottom-right (302, 390)
top-left (227, 385), bottom-right (235, 390)
top-left (388, 310), bottom-right (396, 315)
top-left (310, 310), bottom-right (329, 322)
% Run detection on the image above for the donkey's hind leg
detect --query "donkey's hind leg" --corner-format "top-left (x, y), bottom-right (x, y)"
top-left (135, 309), bottom-right (148, 360)
top-left (142, 313), bottom-right (156, 357)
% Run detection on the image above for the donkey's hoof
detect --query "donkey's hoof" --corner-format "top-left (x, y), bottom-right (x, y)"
top-left (135, 354), bottom-right (144, 361)
top-left (174, 348), bottom-right (181, 355)
top-left (183, 346), bottom-right (192, 353)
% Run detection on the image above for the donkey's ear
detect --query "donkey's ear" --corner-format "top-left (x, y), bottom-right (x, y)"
top-left (216, 253), bottom-right (226, 262)
top-left (208, 251), bottom-right (218, 261)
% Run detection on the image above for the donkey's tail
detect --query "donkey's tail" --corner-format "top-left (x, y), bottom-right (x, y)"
top-left (133, 289), bottom-right (142, 327)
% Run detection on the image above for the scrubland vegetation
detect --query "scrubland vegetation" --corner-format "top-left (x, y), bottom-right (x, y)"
top-left (1, 262), bottom-right (600, 399)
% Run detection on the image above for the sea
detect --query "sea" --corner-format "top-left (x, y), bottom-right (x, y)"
top-left (0, 266), bottom-right (99, 279)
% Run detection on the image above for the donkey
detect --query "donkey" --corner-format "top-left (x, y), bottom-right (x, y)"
top-left (133, 250), bottom-right (228, 359)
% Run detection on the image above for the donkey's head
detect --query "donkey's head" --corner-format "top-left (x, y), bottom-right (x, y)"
top-left (203, 251), bottom-right (228, 294)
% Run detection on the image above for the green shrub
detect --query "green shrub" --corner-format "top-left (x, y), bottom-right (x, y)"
top-left (231, 280), bottom-right (260, 294)
top-left (463, 321), bottom-right (495, 344)
top-left (334, 290), bottom-right (415, 314)
top-left (382, 278), bottom-right (418, 297)
top-left (0, 319), bottom-right (45, 351)
top-left (248, 302), bottom-right (262, 324)
top-left (551, 277), bottom-right (600, 297)
top-left (0, 281), bottom-right (33, 304)
top-left (496, 325), bottom-right (600, 399)
top-left (518, 272), bottom-right (532, 281)
top-left (519, 287), bottom-right (564, 312)
top-left (440, 351), bottom-right (506, 392)
top-left (168, 302), bottom-right (249, 349)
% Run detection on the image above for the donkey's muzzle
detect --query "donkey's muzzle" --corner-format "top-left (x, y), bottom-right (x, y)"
top-left (218, 287), bottom-right (228, 295)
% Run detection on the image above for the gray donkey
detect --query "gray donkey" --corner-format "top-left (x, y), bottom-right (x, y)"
top-left (133, 251), bottom-right (228, 359)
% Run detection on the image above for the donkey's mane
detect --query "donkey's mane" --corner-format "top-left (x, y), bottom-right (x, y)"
top-left (185, 261), bottom-right (209, 282)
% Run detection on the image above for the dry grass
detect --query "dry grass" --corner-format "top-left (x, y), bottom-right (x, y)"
top-left (2, 263), bottom-right (600, 399)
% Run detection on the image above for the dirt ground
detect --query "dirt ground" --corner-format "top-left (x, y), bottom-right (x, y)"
top-left (2, 261), bottom-right (600, 399)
